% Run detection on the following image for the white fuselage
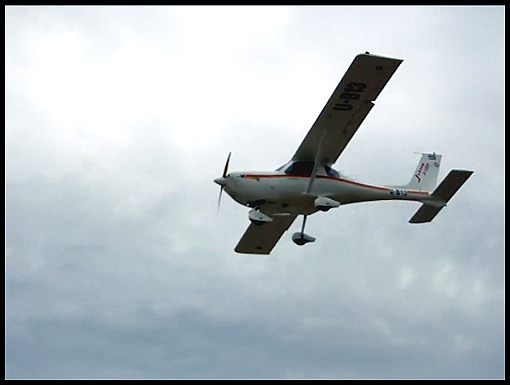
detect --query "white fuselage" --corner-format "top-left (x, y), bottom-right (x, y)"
top-left (222, 171), bottom-right (435, 216)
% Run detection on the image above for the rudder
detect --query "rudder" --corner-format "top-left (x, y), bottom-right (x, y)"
top-left (405, 153), bottom-right (442, 192)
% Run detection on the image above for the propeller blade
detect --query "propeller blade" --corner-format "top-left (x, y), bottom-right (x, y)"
top-left (217, 186), bottom-right (223, 213)
top-left (223, 152), bottom-right (231, 178)
top-left (217, 152), bottom-right (231, 213)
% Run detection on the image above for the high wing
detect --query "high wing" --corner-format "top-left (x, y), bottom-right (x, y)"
top-left (292, 53), bottom-right (402, 166)
top-left (235, 214), bottom-right (298, 255)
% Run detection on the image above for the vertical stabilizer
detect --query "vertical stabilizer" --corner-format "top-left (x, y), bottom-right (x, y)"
top-left (402, 153), bottom-right (442, 192)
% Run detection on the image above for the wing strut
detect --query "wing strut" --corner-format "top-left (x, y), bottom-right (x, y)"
top-left (306, 122), bottom-right (328, 193)
top-left (298, 123), bottom-right (328, 246)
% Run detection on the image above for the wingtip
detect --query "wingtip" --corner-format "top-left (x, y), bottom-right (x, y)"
top-left (358, 52), bottom-right (403, 62)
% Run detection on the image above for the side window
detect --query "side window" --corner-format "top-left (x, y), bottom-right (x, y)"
top-left (285, 161), bottom-right (315, 176)
top-left (325, 165), bottom-right (340, 178)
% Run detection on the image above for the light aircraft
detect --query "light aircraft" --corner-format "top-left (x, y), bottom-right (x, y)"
top-left (214, 52), bottom-right (473, 255)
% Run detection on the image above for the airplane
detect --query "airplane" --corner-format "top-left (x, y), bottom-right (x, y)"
top-left (214, 52), bottom-right (473, 255)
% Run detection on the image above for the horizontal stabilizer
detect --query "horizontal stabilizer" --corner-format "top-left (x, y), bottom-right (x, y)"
top-left (409, 169), bottom-right (473, 223)
top-left (408, 205), bottom-right (443, 224)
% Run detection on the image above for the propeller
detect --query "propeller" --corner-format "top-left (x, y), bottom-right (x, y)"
top-left (222, 152), bottom-right (231, 179)
top-left (215, 152), bottom-right (231, 212)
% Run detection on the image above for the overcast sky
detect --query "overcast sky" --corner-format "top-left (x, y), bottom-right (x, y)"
top-left (5, 6), bottom-right (504, 379)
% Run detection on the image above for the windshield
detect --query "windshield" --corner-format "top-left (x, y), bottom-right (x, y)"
top-left (282, 161), bottom-right (340, 178)
top-left (284, 161), bottom-right (314, 175)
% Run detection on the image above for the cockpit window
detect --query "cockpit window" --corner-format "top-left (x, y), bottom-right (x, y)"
top-left (283, 161), bottom-right (341, 178)
top-left (284, 161), bottom-right (315, 176)
top-left (324, 165), bottom-right (340, 178)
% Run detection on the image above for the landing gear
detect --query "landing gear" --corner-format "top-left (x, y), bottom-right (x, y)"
top-left (292, 215), bottom-right (316, 246)
top-left (292, 232), bottom-right (316, 246)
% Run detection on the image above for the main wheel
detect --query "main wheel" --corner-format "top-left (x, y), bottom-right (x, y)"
top-left (292, 232), bottom-right (316, 246)
top-left (293, 237), bottom-right (308, 246)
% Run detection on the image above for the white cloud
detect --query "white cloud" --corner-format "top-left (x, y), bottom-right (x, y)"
top-left (6, 6), bottom-right (504, 380)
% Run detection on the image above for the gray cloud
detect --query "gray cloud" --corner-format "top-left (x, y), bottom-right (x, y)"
top-left (6, 6), bottom-right (504, 379)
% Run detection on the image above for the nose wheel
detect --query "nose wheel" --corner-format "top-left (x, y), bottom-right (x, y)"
top-left (292, 215), bottom-right (316, 246)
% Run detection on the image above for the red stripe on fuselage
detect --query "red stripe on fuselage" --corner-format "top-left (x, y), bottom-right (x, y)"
top-left (243, 174), bottom-right (430, 196)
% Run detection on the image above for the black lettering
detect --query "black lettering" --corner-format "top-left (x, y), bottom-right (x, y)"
top-left (345, 82), bottom-right (367, 92)
top-left (340, 92), bottom-right (360, 101)
top-left (333, 103), bottom-right (353, 111)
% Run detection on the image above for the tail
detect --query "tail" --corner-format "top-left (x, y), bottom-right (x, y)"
top-left (409, 169), bottom-right (473, 223)
top-left (399, 153), bottom-right (442, 192)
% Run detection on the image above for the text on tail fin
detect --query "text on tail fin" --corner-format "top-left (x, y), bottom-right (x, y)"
top-left (407, 153), bottom-right (442, 191)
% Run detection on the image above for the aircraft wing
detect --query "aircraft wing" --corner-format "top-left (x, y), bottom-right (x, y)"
top-left (235, 214), bottom-right (298, 255)
top-left (292, 53), bottom-right (402, 165)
